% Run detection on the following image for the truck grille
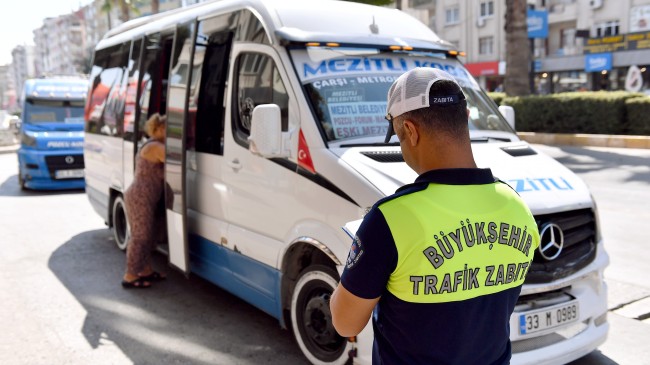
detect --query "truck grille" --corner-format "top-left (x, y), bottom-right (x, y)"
top-left (525, 209), bottom-right (597, 284)
top-left (44, 154), bottom-right (85, 177)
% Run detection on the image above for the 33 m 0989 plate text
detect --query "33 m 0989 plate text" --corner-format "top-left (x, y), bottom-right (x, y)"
top-left (519, 301), bottom-right (579, 336)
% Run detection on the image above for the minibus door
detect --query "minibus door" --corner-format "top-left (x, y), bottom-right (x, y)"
top-left (164, 23), bottom-right (194, 275)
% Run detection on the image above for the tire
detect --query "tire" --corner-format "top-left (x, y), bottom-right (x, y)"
top-left (112, 195), bottom-right (130, 251)
top-left (291, 265), bottom-right (351, 365)
top-left (17, 168), bottom-right (26, 190)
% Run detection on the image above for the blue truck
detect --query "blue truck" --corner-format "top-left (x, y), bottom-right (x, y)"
top-left (18, 77), bottom-right (88, 190)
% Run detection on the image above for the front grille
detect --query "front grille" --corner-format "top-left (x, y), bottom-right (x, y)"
top-left (44, 154), bottom-right (85, 176)
top-left (525, 209), bottom-right (597, 284)
top-left (360, 151), bottom-right (404, 163)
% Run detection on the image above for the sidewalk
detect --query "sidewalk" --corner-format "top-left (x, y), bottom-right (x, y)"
top-left (518, 132), bottom-right (650, 149)
top-left (0, 143), bottom-right (18, 154)
top-left (0, 143), bottom-right (20, 154)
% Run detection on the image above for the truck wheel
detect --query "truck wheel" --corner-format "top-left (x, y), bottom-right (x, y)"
top-left (291, 265), bottom-right (351, 365)
top-left (17, 168), bottom-right (26, 190)
top-left (112, 195), bottom-right (129, 251)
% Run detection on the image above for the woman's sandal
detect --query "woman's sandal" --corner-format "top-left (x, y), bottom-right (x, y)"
top-left (121, 277), bottom-right (152, 289)
top-left (139, 271), bottom-right (166, 282)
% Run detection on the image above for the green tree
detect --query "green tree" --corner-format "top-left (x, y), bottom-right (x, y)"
top-left (504, 0), bottom-right (531, 96)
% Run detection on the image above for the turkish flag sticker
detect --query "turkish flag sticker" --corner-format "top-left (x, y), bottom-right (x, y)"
top-left (297, 129), bottom-right (316, 174)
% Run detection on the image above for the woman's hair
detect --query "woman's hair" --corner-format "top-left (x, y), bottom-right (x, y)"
top-left (144, 113), bottom-right (166, 137)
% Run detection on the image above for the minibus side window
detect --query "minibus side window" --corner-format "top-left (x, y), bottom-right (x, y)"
top-left (101, 42), bottom-right (130, 137)
top-left (124, 38), bottom-right (142, 142)
top-left (138, 34), bottom-right (172, 141)
top-left (86, 52), bottom-right (107, 134)
top-left (236, 9), bottom-right (270, 44)
top-left (167, 23), bottom-right (194, 151)
top-left (232, 53), bottom-right (288, 147)
top-left (86, 43), bottom-right (128, 136)
top-left (193, 13), bottom-right (236, 155)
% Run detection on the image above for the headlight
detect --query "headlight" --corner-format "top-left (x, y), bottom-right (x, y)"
top-left (20, 132), bottom-right (37, 147)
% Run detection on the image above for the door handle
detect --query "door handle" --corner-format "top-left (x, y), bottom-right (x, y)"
top-left (228, 158), bottom-right (242, 171)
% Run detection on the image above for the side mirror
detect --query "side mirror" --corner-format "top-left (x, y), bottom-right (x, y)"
top-left (498, 105), bottom-right (515, 130)
top-left (248, 104), bottom-right (290, 158)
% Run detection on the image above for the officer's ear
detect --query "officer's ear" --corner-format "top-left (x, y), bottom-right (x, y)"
top-left (402, 119), bottom-right (419, 147)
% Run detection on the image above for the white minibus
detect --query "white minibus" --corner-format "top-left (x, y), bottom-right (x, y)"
top-left (84, 1), bottom-right (609, 364)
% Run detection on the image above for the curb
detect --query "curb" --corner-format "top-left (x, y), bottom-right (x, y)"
top-left (517, 132), bottom-right (650, 149)
top-left (0, 144), bottom-right (18, 155)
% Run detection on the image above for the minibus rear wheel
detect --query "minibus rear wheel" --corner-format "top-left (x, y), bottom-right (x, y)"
top-left (291, 265), bottom-right (351, 365)
top-left (112, 195), bottom-right (129, 251)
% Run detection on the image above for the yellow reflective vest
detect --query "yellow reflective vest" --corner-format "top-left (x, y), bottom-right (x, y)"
top-left (378, 181), bottom-right (540, 303)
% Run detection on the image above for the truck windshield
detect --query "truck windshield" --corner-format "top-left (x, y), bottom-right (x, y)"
top-left (290, 48), bottom-right (513, 143)
top-left (23, 99), bottom-right (85, 124)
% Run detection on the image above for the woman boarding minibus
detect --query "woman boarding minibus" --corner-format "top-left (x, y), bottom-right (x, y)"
top-left (84, 1), bottom-right (609, 364)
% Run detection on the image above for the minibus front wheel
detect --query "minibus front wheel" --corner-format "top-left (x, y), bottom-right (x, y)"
top-left (111, 195), bottom-right (129, 251)
top-left (291, 265), bottom-right (351, 365)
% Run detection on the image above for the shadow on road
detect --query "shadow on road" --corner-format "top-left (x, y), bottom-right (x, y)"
top-left (47, 229), bottom-right (307, 365)
top-left (0, 173), bottom-right (85, 197)
top-left (553, 146), bottom-right (650, 185)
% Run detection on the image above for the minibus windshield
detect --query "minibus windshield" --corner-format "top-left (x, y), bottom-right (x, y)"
top-left (23, 99), bottom-right (85, 125)
top-left (290, 48), bottom-right (513, 143)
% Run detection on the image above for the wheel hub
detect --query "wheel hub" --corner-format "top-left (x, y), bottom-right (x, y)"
top-left (304, 293), bottom-right (337, 346)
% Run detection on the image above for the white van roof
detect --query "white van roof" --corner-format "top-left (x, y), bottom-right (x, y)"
top-left (97, 0), bottom-right (450, 51)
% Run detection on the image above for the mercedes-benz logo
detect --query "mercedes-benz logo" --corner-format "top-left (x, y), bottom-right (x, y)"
top-left (538, 223), bottom-right (564, 260)
top-left (65, 156), bottom-right (75, 164)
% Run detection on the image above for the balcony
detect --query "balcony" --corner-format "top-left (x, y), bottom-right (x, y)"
top-left (410, 0), bottom-right (435, 10)
top-left (547, 2), bottom-right (578, 23)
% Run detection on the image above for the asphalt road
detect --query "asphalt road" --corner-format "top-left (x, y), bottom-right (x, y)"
top-left (534, 145), bottom-right (650, 365)
top-left (0, 151), bottom-right (308, 365)
top-left (1, 145), bottom-right (649, 365)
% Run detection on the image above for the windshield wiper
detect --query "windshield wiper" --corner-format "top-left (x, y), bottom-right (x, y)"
top-left (339, 142), bottom-right (400, 148)
top-left (470, 136), bottom-right (512, 143)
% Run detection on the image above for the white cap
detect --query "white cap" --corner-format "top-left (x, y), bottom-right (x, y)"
top-left (385, 67), bottom-right (465, 121)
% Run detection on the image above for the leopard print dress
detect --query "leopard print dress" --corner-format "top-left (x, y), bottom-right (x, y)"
top-left (124, 141), bottom-right (165, 275)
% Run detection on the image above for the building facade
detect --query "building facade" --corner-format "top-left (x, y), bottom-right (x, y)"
top-left (10, 45), bottom-right (36, 100)
top-left (33, 10), bottom-right (88, 77)
top-left (407, 0), bottom-right (650, 93)
top-left (0, 65), bottom-right (18, 112)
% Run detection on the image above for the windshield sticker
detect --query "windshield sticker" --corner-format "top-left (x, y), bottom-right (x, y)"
top-left (506, 178), bottom-right (574, 192)
top-left (327, 89), bottom-right (364, 102)
top-left (297, 54), bottom-right (476, 88)
top-left (328, 101), bottom-right (389, 139)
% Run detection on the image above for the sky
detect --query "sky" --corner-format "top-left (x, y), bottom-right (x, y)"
top-left (0, 0), bottom-right (93, 65)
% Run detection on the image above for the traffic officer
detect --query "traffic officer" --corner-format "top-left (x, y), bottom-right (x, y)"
top-left (330, 67), bottom-right (540, 364)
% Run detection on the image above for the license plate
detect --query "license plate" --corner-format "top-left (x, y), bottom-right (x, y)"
top-left (55, 169), bottom-right (84, 179)
top-left (518, 301), bottom-right (579, 336)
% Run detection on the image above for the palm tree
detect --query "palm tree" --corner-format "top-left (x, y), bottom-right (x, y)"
top-left (101, 0), bottom-right (142, 28)
top-left (504, 0), bottom-right (531, 96)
